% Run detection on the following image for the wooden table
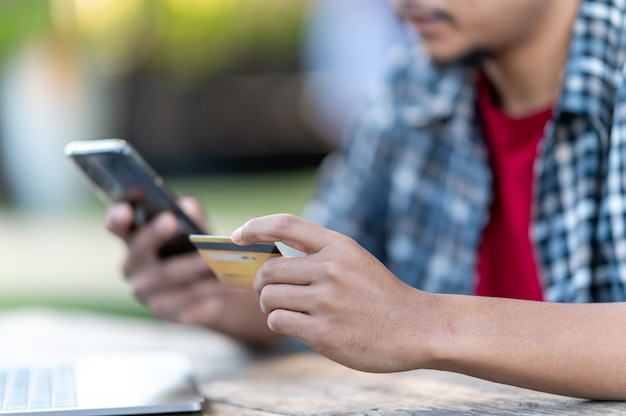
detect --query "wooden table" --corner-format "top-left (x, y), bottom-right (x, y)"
top-left (200, 352), bottom-right (626, 415)
top-left (0, 309), bottom-right (624, 415)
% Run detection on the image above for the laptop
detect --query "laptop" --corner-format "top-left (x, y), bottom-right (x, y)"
top-left (0, 350), bottom-right (205, 415)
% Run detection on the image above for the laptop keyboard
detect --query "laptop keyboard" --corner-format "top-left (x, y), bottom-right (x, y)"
top-left (0, 365), bottom-right (77, 411)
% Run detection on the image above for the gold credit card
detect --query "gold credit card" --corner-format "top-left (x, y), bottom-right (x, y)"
top-left (189, 234), bottom-right (282, 288)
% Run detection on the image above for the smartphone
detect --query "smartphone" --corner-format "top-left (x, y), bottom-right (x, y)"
top-left (65, 139), bottom-right (205, 258)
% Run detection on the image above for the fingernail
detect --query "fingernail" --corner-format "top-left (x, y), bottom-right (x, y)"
top-left (154, 213), bottom-right (175, 236)
top-left (111, 204), bottom-right (127, 222)
top-left (231, 227), bottom-right (243, 243)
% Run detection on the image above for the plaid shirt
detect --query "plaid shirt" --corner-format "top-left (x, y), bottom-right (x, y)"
top-left (303, 0), bottom-right (626, 302)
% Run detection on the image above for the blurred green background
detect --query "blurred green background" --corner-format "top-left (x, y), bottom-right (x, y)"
top-left (0, 0), bottom-right (329, 318)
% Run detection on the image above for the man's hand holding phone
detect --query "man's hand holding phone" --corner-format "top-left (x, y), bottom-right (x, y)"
top-left (66, 139), bottom-right (280, 345)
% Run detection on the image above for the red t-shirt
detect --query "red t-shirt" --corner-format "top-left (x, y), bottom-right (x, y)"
top-left (475, 76), bottom-right (552, 301)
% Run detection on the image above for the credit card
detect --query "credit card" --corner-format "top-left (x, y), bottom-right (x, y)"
top-left (189, 234), bottom-right (282, 288)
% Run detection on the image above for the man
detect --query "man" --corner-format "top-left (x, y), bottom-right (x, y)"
top-left (106, 0), bottom-right (626, 399)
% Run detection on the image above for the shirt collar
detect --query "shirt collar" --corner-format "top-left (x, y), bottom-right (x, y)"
top-left (558, 0), bottom-right (626, 124)
top-left (395, 44), bottom-right (474, 127)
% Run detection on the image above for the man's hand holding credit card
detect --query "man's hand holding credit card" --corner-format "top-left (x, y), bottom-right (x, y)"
top-left (189, 235), bottom-right (284, 288)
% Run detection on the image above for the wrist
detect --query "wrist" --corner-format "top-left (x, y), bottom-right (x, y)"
top-left (391, 291), bottom-right (452, 372)
top-left (415, 293), bottom-right (456, 371)
top-left (424, 294), bottom-right (501, 375)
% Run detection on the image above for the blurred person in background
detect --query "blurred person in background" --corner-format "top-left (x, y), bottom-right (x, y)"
top-left (301, 0), bottom-right (409, 147)
top-left (106, 0), bottom-right (626, 399)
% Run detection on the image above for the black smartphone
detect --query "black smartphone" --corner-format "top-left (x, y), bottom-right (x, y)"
top-left (65, 139), bottom-right (204, 258)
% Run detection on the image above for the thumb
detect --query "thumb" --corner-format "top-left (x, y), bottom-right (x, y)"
top-left (178, 194), bottom-right (209, 231)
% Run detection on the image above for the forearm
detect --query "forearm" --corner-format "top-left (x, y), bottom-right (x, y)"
top-left (232, 213), bottom-right (626, 399)
top-left (427, 295), bottom-right (626, 400)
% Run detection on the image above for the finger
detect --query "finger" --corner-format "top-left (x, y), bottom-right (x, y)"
top-left (172, 281), bottom-right (234, 326)
top-left (258, 283), bottom-right (314, 315)
top-left (145, 290), bottom-right (187, 321)
top-left (178, 195), bottom-right (209, 231)
top-left (129, 252), bottom-right (214, 296)
top-left (253, 256), bottom-right (314, 293)
top-left (104, 202), bottom-right (134, 240)
top-left (175, 296), bottom-right (222, 326)
top-left (160, 251), bottom-right (215, 286)
top-left (232, 214), bottom-right (337, 255)
top-left (123, 212), bottom-right (178, 275)
top-left (145, 280), bottom-right (217, 322)
top-left (266, 309), bottom-right (315, 342)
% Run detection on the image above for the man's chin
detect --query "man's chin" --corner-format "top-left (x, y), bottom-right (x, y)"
top-left (429, 48), bottom-right (491, 69)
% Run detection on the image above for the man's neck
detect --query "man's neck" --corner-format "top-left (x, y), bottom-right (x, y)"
top-left (481, 1), bottom-right (581, 117)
